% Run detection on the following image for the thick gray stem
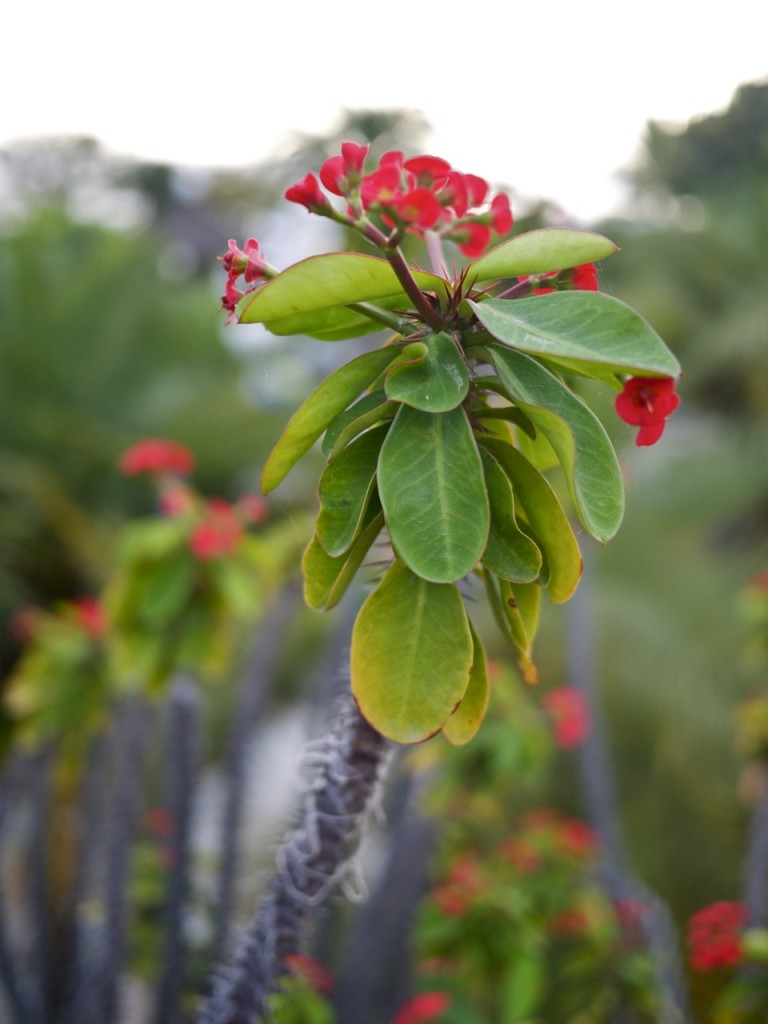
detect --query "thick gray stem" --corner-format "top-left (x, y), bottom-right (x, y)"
top-left (198, 691), bottom-right (391, 1024)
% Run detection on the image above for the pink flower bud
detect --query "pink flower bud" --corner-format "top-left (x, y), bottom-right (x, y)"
top-left (285, 172), bottom-right (329, 212)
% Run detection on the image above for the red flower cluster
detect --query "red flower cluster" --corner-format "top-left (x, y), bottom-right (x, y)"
top-left (543, 686), bottom-right (590, 748)
top-left (432, 854), bottom-right (486, 915)
top-left (687, 901), bottom-right (746, 972)
top-left (505, 809), bottom-right (599, 864)
top-left (615, 376), bottom-right (680, 446)
top-left (217, 237), bottom-right (274, 324)
top-left (119, 438), bottom-right (195, 477)
top-left (189, 499), bottom-right (245, 560)
top-left (286, 142), bottom-right (513, 257)
top-left (392, 991), bottom-right (451, 1024)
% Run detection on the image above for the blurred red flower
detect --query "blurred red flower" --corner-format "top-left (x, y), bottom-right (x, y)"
top-left (119, 438), bottom-right (195, 477)
top-left (687, 901), bottom-right (746, 972)
top-left (392, 991), bottom-right (451, 1024)
top-left (543, 686), bottom-right (590, 748)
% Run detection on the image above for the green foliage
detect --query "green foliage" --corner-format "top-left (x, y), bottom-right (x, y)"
top-left (3, 599), bottom-right (110, 771)
top-left (377, 405), bottom-right (489, 584)
top-left (470, 292), bottom-right (680, 378)
top-left (239, 252), bottom-right (449, 338)
top-left (351, 560), bottom-right (473, 743)
top-left (0, 202), bottom-right (274, 668)
top-left (466, 228), bottom-right (618, 281)
top-left (253, 213), bottom-right (678, 739)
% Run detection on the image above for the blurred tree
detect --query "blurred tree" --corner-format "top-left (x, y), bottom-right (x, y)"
top-left (562, 81), bottom-right (768, 977)
top-left (0, 195), bottom-right (276, 669)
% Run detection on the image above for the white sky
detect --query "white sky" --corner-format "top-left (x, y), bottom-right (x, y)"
top-left (3, 0), bottom-right (766, 221)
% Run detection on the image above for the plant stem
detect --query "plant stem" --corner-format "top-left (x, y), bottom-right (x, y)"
top-left (384, 247), bottom-right (445, 332)
top-left (345, 301), bottom-right (406, 333)
top-left (198, 691), bottom-right (391, 1024)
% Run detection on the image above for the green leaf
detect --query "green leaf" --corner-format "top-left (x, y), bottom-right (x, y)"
top-left (135, 555), bottom-right (195, 627)
top-left (480, 449), bottom-right (542, 582)
top-left (321, 389), bottom-right (397, 458)
top-left (484, 345), bottom-right (624, 542)
top-left (443, 618), bottom-right (490, 746)
top-left (263, 294), bottom-right (411, 341)
top-left (316, 425), bottom-right (386, 556)
top-left (378, 405), bottom-right (489, 583)
top-left (480, 437), bottom-right (582, 602)
top-left (385, 331), bottom-right (469, 412)
top-left (239, 252), bottom-right (448, 326)
top-left (469, 291), bottom-right (680, 377)
top-left (351, 560), bottom-right (472, 743)
top-left (303, 507), bottom-right (384, 611)
top-left (207, 559), bottom-right (261, 617)
top-left (483, 572), bottom-right (539, 684)
top-left (467, 228), bottom-right (618, 282)
top-left (261, 346), bottom-right (403, 493)
top-left (501, 949), bottom-right (546, 1020)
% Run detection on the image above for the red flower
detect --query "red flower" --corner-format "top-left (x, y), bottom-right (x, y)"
top-left (403, 154), bottom-right (452, 189)
top-left (543, 686), bottom-right (590, 748)
top-left (465, 173), bottom-right (490, 208)
top-left (490, 192), bottom-right (513, 234)
top-left (237, 493), bottom-right (269, 525)
top-left (448, 221), bottom-right (491, 257)
top-left (687, 901), bottom-right (746, 972)
top-left (556, 819), bottom-right (599, 859)
top-left (218, 237), bottom-right (269, 284)
top-left (615, 376), bottom-right (680, 447)
top-left (285, 172), bottom-right (329, 212)
top-left (189, 499), bottom-right (244, 560)
top-left (221, 275), bottom-right (244, 325)
top-left (119, 439), bottom-right (195, 477)
top-left (360, 164), bottom-right (404, 208)
top-left (432, 853), bottom-right (486, 915)
top-left (393, 188), bottom-right (443, 230)
top-left (73, 597), bottom-right (106, 637)
top-left (319, 140), bottom-right (370, 196)
top-left (159, 483), bottom-right (195, 517)
top-left (392, 991), bottom-right (451, 1024)
top-left (569, 262), bottom-right (598, 291)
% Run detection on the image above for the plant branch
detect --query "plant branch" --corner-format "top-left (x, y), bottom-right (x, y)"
top-left (198, 691), bottom-right (392, 1024)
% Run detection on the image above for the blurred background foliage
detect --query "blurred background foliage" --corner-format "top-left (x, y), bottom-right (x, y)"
top-left (2, 81), bottom-right (768, 1017)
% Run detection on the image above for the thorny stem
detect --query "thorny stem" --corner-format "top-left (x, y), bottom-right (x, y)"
top-left (384, 247), bottom-right (446, 332)
top-left (198, 692), bottom-right (391, 1024)
top-left (358, 218), bottom-right (446, 333)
